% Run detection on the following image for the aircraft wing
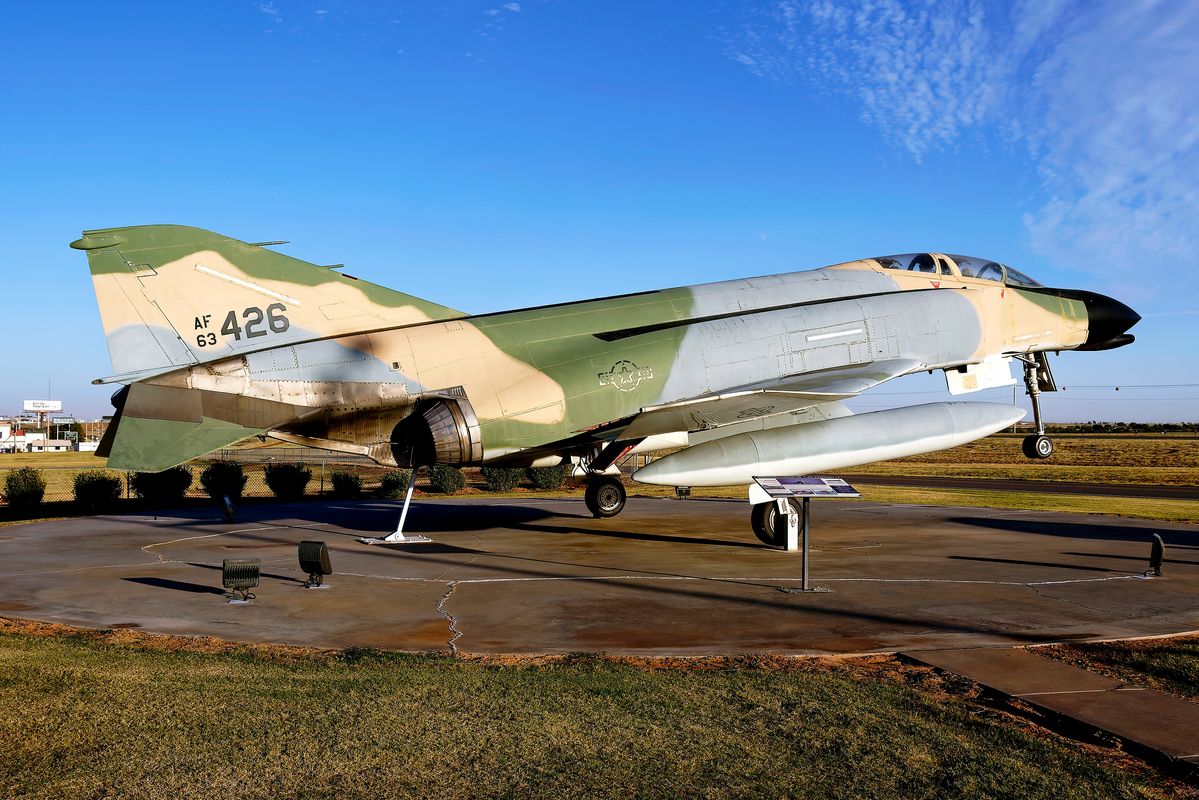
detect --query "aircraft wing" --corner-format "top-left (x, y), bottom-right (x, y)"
top-left (620, 358), bottom-right (919, 439)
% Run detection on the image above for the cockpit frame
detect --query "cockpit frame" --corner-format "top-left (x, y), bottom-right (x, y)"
top-left (869, 252), bottom-right (1041, 287)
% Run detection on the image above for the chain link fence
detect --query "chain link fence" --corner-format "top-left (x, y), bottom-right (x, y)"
top-left (0, 450), bottom-right (408, 506)
top-left (0, 447), bottom-right (598, 508)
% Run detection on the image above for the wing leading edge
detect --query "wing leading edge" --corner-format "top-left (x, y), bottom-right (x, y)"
top-left (619, 358), bottom-right (921, 439)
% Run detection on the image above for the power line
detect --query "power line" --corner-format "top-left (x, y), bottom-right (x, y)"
top-left (870, 383), bottom-right (1199, 396)
top-left (1057, 384), bottom-right (1199, 390)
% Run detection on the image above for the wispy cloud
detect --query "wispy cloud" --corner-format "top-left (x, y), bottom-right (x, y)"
top-left (726, 0), bottom-right (1199, 288)
top-left (480, 0), bottom-right (525, 40)
top-left (1023, 1), bottom-right (1199, 280)
top-left (727, 0), bottom-right (1005, 161)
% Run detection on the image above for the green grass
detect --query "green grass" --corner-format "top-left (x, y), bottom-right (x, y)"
top-left (845, 433), bottom-right (1199, 486)
top-left (850, 485), bottom-right (1199, 523)
top-left (1040, 635), bottom-right (1199, 701)
top-left (621, 483), bottom-right (1199, 523)
top-left (0, 628), bottom-right (1185, 800)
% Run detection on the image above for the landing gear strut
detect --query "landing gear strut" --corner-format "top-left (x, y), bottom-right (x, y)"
top-left (581, 438), bottom-right (640, 518)
top-left (585, 476), bottom-right (626, 518)
top-left (1018, 353), bottom-right (1055, 459)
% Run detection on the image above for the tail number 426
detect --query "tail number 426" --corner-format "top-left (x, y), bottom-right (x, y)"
top-left (195, 303), bottom-right (290, 347)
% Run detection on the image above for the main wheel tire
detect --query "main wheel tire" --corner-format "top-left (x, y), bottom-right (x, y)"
top-left (750, 500), bottom-right (798, 547)
top-left (585, 477), bottom-right (626, 518)
top-left (1021, 436), bottom-right (1036, 458)
top-left (1022, 434), bottom-right (1053, 459)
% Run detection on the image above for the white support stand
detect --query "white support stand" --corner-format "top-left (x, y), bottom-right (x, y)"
top-left (358, 467), bottom-right (433, 545)
top-left (778, 499), bottom-right (799, 552)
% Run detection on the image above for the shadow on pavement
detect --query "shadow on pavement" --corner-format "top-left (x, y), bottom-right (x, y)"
top-left (949, 517), bottom-right (1198, 547)
top-left (123, 577), bottom-right (225, 595)
top-left (947, 555), bottom-right (1117, 573)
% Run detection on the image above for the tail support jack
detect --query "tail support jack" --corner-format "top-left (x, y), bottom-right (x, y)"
top-left (358, 466), bottom-right (432, 545)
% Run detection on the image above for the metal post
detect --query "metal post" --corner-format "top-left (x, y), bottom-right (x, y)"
top-left (801, 496), bottom-right (810, 592)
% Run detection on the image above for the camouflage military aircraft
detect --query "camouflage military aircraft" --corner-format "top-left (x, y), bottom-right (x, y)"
top-left (73, 226), bottom-right (1139, 542)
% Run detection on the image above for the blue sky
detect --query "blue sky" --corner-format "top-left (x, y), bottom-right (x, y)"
top-left (1, 0), bottom-right (1196, 421)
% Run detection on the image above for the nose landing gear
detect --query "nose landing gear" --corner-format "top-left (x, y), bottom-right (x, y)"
top-left (1017, 353), bottom-right (1056, 459)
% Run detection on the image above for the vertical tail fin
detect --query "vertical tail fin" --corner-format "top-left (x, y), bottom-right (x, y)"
top-left (73, 224), bottom-right (464, 379)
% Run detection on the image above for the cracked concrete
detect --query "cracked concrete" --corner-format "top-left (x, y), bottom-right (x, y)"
top-left (0, 497), bottom-right (1195, 655)
top-left (436, 582), bottom-right (464, 654)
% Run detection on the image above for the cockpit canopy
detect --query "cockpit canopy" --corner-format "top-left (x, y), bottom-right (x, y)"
top-left (872, 253), bottom-right (1041, 287)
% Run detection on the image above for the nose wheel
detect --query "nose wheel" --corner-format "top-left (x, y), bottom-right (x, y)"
top-left (1022, 434), bottom-right (1053, 459)
top-left (1018, 353), bottom-right (1056, 460)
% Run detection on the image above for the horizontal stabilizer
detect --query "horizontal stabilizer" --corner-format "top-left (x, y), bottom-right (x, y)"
top-left (105, 383), bottom-right (309, 472)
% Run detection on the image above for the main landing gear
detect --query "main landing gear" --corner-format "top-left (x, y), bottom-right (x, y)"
top-left (1018, 353), bottom-right (1056, 460)
top-left (581, 438), bottom-right (640, 518)
top-left (750, 498), bottom-right (799, 546)
top-left (585, 476), bottom-right (627, 518)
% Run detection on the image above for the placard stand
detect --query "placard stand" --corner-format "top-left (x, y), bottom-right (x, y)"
top-left (752, 477), bottom-right (861, 592)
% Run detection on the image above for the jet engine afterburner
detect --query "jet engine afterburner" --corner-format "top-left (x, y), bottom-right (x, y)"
top-left (390, 396), bottom-right (483, 467)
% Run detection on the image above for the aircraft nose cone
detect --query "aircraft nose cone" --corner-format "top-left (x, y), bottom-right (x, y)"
top-left (1082, 292), bottom-right (1140, 350)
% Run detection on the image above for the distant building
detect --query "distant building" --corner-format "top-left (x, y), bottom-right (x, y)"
top-left (75, 441), bottom-right (100, 453)
top-left (0, 425), bottom-right (45, 453)
top-left (30, 439), bottom-right (72, 453)
top-left (82, 418), bottom-right (110, 442)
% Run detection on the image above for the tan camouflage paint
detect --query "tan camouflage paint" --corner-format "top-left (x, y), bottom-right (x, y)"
top-left (74, 226), bottom-right (1102, 472)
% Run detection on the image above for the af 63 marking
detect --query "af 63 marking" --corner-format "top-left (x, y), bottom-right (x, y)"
top-left (194, 304), bottom-right (289, 347)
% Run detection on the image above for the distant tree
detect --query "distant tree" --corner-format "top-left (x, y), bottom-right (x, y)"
top-left (377, 469), bottom-right (413, 498)
top-left (73, 470), bottom-right (123, 511)
top-left (264, 463), bottom-right (312, 500)
top-left (200, 462), bottom-right (247, 501)
top-left (428, 465), bottom-right (466, 494)
top-left (3, 467), bottom-right (45, 509)
top-left (130, 467), bottom-right (193, 504)
top-left (481, 466), bottom-right (523, 492)
top-left (527, 465), bottom-right (569, 490)
top-left (330, 470), bottom-right (363, 499)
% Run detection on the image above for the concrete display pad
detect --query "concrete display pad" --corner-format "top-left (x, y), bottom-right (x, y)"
top-left (0, 497), bottom-right (1196, 655)
top-left (906, 648), bottom-right (1199, 773)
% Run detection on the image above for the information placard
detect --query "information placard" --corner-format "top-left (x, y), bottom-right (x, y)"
top-left (752, 476), bottom-right (860, 498)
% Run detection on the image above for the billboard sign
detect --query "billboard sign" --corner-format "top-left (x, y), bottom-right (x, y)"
top-left (24, 400), bottom-right (62, 412)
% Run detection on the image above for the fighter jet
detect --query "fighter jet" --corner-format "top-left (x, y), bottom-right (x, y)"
top-left (73, 226), bottom-right (1139, 542)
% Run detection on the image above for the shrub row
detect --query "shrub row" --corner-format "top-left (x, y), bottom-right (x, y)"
top-left (1, 462), bottom-right (577, 510)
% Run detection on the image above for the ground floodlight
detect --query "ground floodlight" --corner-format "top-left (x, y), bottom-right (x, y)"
top-left (299, 540), bottom-right (332, 588)
top-left (222, 558), bottom-right (260, 601)
top-left (1148, 533), bottom-right (1165, 577)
